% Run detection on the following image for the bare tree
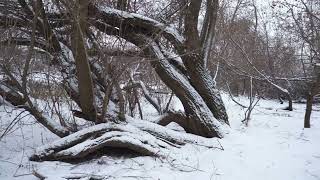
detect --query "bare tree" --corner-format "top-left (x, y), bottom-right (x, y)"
top-left (0, 0), bottom-right (230, 161)
top-left (274, 0), bottom-right (320, 127)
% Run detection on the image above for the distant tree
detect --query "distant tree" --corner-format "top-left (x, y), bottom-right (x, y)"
top-left (273, 0), bottom-right (320, 127)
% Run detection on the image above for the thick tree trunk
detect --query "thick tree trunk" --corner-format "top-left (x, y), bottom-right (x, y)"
top-left (71, 0), bottom-right (97, 122)
top-left (147, 41), bottom-right (227, 138)
top-left (182, 55), bottom-right (229, 124)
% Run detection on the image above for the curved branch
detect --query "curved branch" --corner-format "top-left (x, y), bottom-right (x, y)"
top-left (88, 4), bottom-right (185, 51)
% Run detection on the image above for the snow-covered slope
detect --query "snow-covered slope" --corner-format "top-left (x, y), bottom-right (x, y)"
top-left (0, 95), bottom-right (319, 180)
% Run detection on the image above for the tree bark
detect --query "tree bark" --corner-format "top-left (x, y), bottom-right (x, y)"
top-left (146, 40), bottom-right (227, 138)
top-left (180, 0), bottom-right (229, 124)
top-left (304, 65), bottom-right (320, 128)
top-left (71, 0), bottom-right (97, 122)
top-left (304, 93), bottom-right (312, 128)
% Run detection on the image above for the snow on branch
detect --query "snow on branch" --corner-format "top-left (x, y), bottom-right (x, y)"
top-left (90, 4), bottom-right (185, 50)
top-left (30, 116), bottom-right (223, 161)
top-left (147, 39), bottom-right (229, 138)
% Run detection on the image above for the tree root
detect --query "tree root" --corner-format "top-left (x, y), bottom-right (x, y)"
top-left (30, 117), bottom-right (222, 162)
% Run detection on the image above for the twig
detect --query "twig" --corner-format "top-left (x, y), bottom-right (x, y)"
top-left (32, 170), bottom-right (46, 180)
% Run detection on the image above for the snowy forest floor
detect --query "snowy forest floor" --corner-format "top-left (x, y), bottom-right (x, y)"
top-left (0, 94), bottom-right (320, 180)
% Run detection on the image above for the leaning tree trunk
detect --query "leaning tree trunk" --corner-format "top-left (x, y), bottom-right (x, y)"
top-left (182, 54), bottom-right (229, 124)
top-left (0, 82), bottom-right (70, 137)
top-left (147, 41), bottom-right (227, 138)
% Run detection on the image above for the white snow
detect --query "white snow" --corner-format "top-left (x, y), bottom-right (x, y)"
top-left (0, 94), bottom-right (320, 180)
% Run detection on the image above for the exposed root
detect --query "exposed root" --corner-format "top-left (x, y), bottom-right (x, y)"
top-left (30, 118), bottom-right (222, 162)
top-left (131, 117), bottom-right (221, 148)
top-left (155, 110), bottom-right (187, 128)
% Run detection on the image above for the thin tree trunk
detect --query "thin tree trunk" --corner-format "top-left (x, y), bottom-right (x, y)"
top-left (134, 89), bottom-right (143, 119)
top-left (286, 94), bottom-right (293, 111)
top-left (304, 93), bottom-right (313, 128)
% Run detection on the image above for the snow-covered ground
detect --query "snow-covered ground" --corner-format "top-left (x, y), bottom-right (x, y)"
top-left (0, 95), bottom-right (319, 180)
